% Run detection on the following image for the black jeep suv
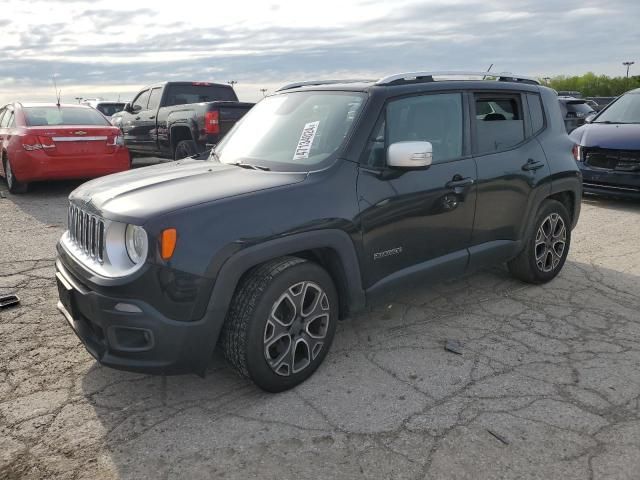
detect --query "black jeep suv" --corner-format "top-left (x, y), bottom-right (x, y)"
top-left (55, 72), bottom-right (582, 392)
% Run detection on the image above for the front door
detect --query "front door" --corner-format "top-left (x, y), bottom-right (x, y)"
top-left (121, 89), bottom-right (151, 151)
top-left (357, 92), bottom-right (477, 289)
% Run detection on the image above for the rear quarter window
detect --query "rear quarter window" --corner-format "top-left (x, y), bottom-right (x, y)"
top-left (526, 94), bottom-right (545, 134)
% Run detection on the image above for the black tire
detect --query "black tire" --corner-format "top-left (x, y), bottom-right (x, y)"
top-left (3, 157), bottom-right (28, 194)
top-left (508, 199), bottom-right (571, 284)
top-left (173, 140), bottom-right (198, 160)
top-left (220, 257), bottom-right (339, 392)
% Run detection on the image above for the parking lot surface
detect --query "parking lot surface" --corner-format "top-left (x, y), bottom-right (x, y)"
top-left (1, 178), bottom-right (640, 480)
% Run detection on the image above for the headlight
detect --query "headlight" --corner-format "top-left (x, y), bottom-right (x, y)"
top-left (125, 224), bottom-right (148, 264)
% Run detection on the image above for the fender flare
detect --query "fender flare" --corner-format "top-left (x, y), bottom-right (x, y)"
top-left (191, 229), bottom-right (365, 373)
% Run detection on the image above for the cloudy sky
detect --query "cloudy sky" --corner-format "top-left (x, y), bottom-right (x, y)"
top-left (0, 0), bottom-right (638, 104)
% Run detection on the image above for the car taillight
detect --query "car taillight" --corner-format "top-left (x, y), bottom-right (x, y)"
top-left (572, 144), bottom-right (582, 162)
top-left (22, 135), bottom-right (56, 151)
top-left (107, 133), bottom-right (125, 147)
top-left (205, 111), bottom-right (220, 134)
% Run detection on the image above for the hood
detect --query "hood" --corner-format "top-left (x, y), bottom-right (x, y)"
top-left (571, 123), bottom-right (640, 150)
top-left (70, 160), bottom-right (306, 223)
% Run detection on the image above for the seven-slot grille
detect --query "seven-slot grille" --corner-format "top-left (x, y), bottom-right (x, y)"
top-left (67, 204), bottom-right (105, 262)
top-left (584, 148), bottom-right (640, 172)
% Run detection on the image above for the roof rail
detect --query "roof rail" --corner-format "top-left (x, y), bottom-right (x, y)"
top-left (375, 71), bottom-right (540, 86)
top-left (277, 79), bottom-right (374, 92)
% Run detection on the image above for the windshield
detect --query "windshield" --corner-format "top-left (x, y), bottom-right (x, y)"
top-left (214, 91), bottom-right (366, 171)
top-left (595, 93), bottom-right (640, 124)
top-left (24, 107), bottom-right (110, 126)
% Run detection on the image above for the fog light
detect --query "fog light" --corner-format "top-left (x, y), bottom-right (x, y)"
top-left (114, 302), bottom-right (142, 313)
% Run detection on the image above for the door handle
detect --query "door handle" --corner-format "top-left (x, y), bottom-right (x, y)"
top-left (149, 116), bottom-right (155, 120)
top-left (522, 159), bottom-right (545, 171)
top-left (135, 116), bottom-right (141, 120)
top-left (446, 176), bottom-right (475, 190)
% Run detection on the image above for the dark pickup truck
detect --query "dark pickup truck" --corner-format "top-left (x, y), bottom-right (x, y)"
top-left (111, 82), bottom-right (253, 160)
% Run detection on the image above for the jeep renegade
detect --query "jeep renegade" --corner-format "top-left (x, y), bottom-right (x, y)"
top-left (55, 72), bottom-right (582, 392)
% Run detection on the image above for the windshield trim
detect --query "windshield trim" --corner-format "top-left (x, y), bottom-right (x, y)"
top-left (213, 90), bottom-right (369, 173)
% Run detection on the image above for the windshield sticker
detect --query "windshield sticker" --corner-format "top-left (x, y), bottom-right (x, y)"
top-left (293, 121), bottom-right (320, 160)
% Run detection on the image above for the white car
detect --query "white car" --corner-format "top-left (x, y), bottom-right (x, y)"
top-left (81, 100), bottom-right (127, 121)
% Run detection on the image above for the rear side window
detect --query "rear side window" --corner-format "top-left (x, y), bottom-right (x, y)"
top-left (165, 84), bottom-right (237, 106)
top-left (526, 94), bottom-right (545, 135)
top-left (23, 107), bottom-right (110, 126)
top-left (565, 101), bottom-right (594, 118)
top-left (146, 88), bottom-right (162, 111)
top-left (474, 95), bottom-right (524, 154)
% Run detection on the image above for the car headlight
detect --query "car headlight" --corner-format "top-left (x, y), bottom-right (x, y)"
top-left (125, 224), bottom-right (148, 264)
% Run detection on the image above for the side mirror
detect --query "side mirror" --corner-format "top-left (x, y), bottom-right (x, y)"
top-left (123, 102), bottom-right (132, 113)
top-left (131, 104), bottom-right (142, 114)
top-left (585, 113), bottom-right (596, 124)
top-left (387, 141), bottom-right (433, 168)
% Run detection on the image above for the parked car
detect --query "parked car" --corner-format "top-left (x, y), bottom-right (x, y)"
top-left (56, 72), bottom-right (581, 391)
top-left (110, 81), bottom-right (253, 160)
top-left (82, 100), bottom-right (127, 120)
top-left (0, 103), bottom-right (130, 193)
top-left (558, 97), bottom-right (596, 132)
top-left (557, 90), bottom-right (583, 98)
top-left (585, 96), bottom-right (616, 112)
top-left (570, 88), bottom-right (640, 198)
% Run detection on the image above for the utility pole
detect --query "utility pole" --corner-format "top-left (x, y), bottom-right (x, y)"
top-left (228, 80), bottom-right (238, 88)
top-left (260, 88), bottom-right (268, 98)
top-left (74, 97), bottom-right (83, 104)
top-left (623, 61), bottom-right (635, 79)
top-left (543, 76), bottom-right (551, 85)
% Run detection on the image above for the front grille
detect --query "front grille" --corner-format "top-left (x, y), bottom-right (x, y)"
top-left (584, 148), bottom-right (640, 172)
top-left (67, 204), bottom-right (105, 263)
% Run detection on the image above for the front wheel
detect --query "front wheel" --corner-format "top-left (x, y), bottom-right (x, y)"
top-left (173, 140), bottom-right (198, 160)
top-left (508, 199), bottom-right (571, 284)
top-left (4, 158), bottom-right (28, 194)
top-left (220, 257), bottom-right (338, 392)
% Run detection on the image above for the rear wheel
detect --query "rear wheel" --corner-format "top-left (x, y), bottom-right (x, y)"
top-left (220, 257), bottom-right (338, 392)
top-left (174, 140), bottom-right (198, 160)
top-left (4, 157), bottom-right (28, 194)
top-left (508, 199), bottom-right (571, 284)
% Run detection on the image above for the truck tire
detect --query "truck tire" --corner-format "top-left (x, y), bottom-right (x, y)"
top-left (174, 140), bottom-right (198, 160)
top-left (220, 257), bottom-right (338, 392)
top-left (4, 157), bottom-right (28, 194)
top-left (508, 199), bottom-right (571, 284)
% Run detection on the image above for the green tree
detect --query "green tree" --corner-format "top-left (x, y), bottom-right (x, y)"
top-left (541, 72), bottom-right (640, 97)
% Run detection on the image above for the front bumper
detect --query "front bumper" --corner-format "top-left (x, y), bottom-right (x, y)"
top-left (579, 162), bottom-right (640, 199)
top-left (55, 257), bottom-right (216, 375)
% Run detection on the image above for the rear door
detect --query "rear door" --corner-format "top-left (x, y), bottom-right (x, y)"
top-left (469, 91), bottom-right (550, 267)
top-left (357, 91), bottom-right (477, 289)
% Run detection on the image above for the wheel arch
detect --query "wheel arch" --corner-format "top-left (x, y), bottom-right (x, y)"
top-left (191, 229), bottom-right (366, 373)
top-left (169, 124), bottom-right (195, 152)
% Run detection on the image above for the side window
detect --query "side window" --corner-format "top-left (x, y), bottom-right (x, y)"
top-left (147, 88), bottom-right (162, 111)
top-left (474, 94), bottom-right (525, 154)
top-left (132, 90), bottom-right (150, 111)
top-left (0, 109), bottom-right (6, 127)
top-left (363, 93), bottom-right (463, 168)
top-left (526, 93), bottom-right (545, 135)
top-left (0, 110), bottom-right (12, 128)
top-left (6, 112), bottom-right (15, 127)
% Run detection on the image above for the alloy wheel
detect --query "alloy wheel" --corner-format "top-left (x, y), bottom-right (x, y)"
top-left (263, 281), bottom-right (331, 376)
top-left (5, 160), bottom-right (13, 189)
top-left (535, 213), bottom-right (566, 273)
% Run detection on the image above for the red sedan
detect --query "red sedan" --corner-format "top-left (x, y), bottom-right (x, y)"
top-left (0, 102), bottom-right (131, 193)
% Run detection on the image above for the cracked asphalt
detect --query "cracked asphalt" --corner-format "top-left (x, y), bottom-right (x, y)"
top-left (2, 179), bottom-right (640, 480)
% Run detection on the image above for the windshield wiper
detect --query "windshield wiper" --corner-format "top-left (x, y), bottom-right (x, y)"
top-left (229, 162), bottom-right (271, 171)
top-left (595, 121), bottom-right (633, 124)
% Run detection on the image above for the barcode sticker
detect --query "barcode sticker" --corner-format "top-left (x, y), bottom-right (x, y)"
top-left (293, 121), bottom-right (320, 160)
